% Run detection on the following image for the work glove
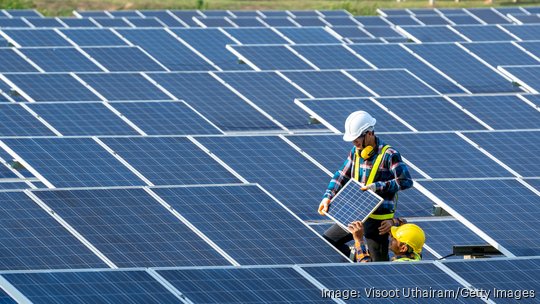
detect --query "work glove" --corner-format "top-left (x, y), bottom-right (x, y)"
top-left (361, 183), bottom-right (376, 192)
top-left (318, 198), bottom-right (330, 215)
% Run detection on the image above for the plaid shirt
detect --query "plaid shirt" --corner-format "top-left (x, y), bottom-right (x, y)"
top-left (323, 137), bottom-right (413, 214)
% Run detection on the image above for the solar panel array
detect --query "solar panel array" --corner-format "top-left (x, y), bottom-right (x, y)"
top-left (0, 6), bottom-right (539, 303)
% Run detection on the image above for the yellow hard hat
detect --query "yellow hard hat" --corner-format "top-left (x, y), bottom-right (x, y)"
top-left (390, 224), bottom-right (425, 254)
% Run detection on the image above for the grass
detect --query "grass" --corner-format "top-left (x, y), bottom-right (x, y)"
top-left (5, 0), bottom-right (540, 16)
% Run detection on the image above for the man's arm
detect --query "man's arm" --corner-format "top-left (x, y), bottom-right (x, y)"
top-left (348, 221), bottom-right (372, 263)
top-left (373, 149), bottom-right (413, 194)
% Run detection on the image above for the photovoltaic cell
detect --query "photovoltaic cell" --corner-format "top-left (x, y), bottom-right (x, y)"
top-left (228, 17), bottom-right (266, 27)
top-left (101, 137), bottom-right (241, 186)
top-left (276, 28), bottom-right (340, 44)
top-left (415, 15), bottom-right (451, 25)
top-left (320, 10), bottom-right (351, 17)
top-left (501, 24), bottom-right (540, 41)
top-left (170, 10), bottom-right (202, 27)
top-left (263, 17), bottom-right (297, 27)
top-left (466, 8), bottom-right (510, 24)
top-left (60, 28), bottom-right (128, 46)
top-left (141, 11), bottom-right (185, 27)
top-left (282, 70), bottom-right (372, 98)
top-left (363, 26), bottom-right (403, 38)
top-left (82, 46), bottom-right (166, 72)
top-left (27, 102), bottom-right (138, 136)
top-left (19, 47), bottom-right (103, 72)
top-left (500, 66), bottom-right (540, 92)
top-left (193, 17), bottom-right (234, 28)
top-left (109, 10), bottom-right (140, 17)
top-left (34, 188), bottom-right (230, 267)
top-left (75, 11), bottom-right (110, 17)
top-left (158, 267), bottom-right (329, 303)
top-left (25, 17), bottom-right (65, 28)
top-left (260, 11), bottom-right (290, 17)
top-left (196, 135), bottom-right (331, 220)
top-left (230, 45), bottom-right (315, 70)
top-left (92, 17), bottom-right (132, 28)
top-left (384, 16), bottom-right (422, 26)
top-left (291, 45), bottom-right (371, 70)
top-left (230, 11), bottom-right (261, 17)
top-left (153, 185), bottom-right (345, 264)
top-left (2, 29), bottom-right (71, 47)
top-left (0, 18), bottom-right (30, 28)
top-left (0, 191), bottom-right (107, 270)
top-left (148, 72), bottom-right (280, 131)
top-left (3, 270), bottom-right (181, 303)
top-left (0, 49), bottom-right (37, 72)
top-left (323, 16), bottom-right (359, 26)
top-left (330, 26), bottom-right (371, 38)
top-left (461, 42), bottom-right (539, 67)
top-left (347, 70), bottom-right (439, 96)
top-left (289, 10), bottom-right (320, 17)
top-left (0, 104), bottom-right (55, 136)
top-left (445, 14), bottom-right (482, 25)
top-left (453, 25), bottom-right (516, 41)
top-left (224, 28), bottom-right (289, 44)
top-left (0, 289), bottom-right (15, 304)
top-left (77, 73), bottom-right (171, 101)
top-left (59, 17), bottom-right (97, 28)
top-left (126, 17), bottom-right (164, 27)
top-left (3, 138), bottom-right (146, 188)
top-left (354, 16), bottom-right (389, 26)
top-left (6, 9), bottom-right (42, 17)
top-left (293, 17), bottom-right (327, 27)
top-left (401, 26), bottom-right (466, 42)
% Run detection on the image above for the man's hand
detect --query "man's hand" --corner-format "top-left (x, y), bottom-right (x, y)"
top-left (318, 198), bottom-right (330, 215)
top-left (378, 219), bottom-right (394, 235)
top-left (348, 221), bottom-right (364, 242)
top-left (361, 183), bottom-right (376, 192)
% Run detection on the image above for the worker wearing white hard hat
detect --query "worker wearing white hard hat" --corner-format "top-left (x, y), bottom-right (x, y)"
top-left (318, 111), bottom-right (413, 262)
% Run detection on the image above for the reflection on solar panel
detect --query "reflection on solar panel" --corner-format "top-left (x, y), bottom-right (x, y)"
top-left (500, 66), bottom-right (540, 93)
top-left (82, 46), bottom-right (166, 71)
top-left (276, 28), bottom-right (340, 44)
top-left (3, 270), bottom-right (181, 303)
top-left (158, 267), bottom-right (328, 303)
top-left (118, 29), bottom-right (215, 71)
top-left (19, 47), bottom-right (103, 72)
top-left (327, 180), bottom-right (384, 229)
top-left (401, 25), bottom-right (466, 42)
top-left (3, 138), bottom-right (146, 187)
top-left (3, 73), bottom-right (100, 102)
top-left (196, 135), bottom-right (330, 220)
top-left (501, 24), bottom-right (540, 40)
top-left (61, 28), bottom-right (128, 46)
top-left (291, 45), bottom-right (371, 69)
top-left (382, 133), bottom-right (513, 178)
top-left (225, 28), bottom-right (288, 44)
top-left (77, 73), bottom-right (171, 101)
top-left (2, 29), bottom-right (71, 47)
top-left (406, 43), bottom-right (522, 93)
top-left (462, 42), bottom-right (539, 66)
top-left (101, 137), bottom-right (240, 185)
top-left (375, 96), bottom-right (486, 131)
top-left (282, 70), bottom-right (372, 98)
top-left (34, 188), bottom-right (230, 267)
top-left (27, 102), bottom-right (138, 136)
top-left (110, 101), bottom-right (222, 135)
top-left (153, 185), bottom-right (345, 264)
top-left (0, 104), bottom-right (54, 136)
top-left (348, 70), bottom-right (439, 96)
top-left (0, 49), bottom-right (38, 72)
top-left (230, 45), bottom-right (315, 70)
top-left (453, 25), bottom-right (516, 41)
top-left (148, 72), bottom-right (280, 131)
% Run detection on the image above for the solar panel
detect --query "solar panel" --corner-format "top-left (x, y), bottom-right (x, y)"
top-left (415, 15), bottom-right (451, 25)
top-left (58, 17), bottom-right (98, 28)
top-left (293, 17), bottom-right (327, 27)
top-left (384, 15), bottom-right (422, 26)
top-left (196, 135), bottom-right (331, 220)
top-left (141, 11), bottom-right (185, 27)
top-left (462, 42), bottom-right (539, 67)
top-left (230, 45), bottom-right (315, 70)
top-left (500, 66), bottom-right (540, 93)
top-left (291, 45), bottom-right (371, 69)
top-left (118, 29), bottom-right (216, 71)
top-left (2, 73), bottom-right (100, 102)
top-left (450, 95), bottom-right (540, 130)
top-left (108, 10), bottom-right (140, 17)
top-left (0, 288), bottom-right (16, 304)
top-left (77, 73), bottom-right (171, 101)
top-left (378, 8), bottom-right (409, 16)
top-left (445, 14), bottom-right (482, 25)
top-left (2, 138), bottom-right (146, 188)
top-left (201, 10), bottom-right (233, 17)
top-left (110, 101), bottom-right (222, 135)
top-left (382, 132), bottom-right (514, 178)
top-left (25, 17), bottom-right (65, 28)
top-left (148, 72), bottom-right (281, 131)
top-left (400, 25), bottom-right (467, 42)
top-left (5, 9), bottom-right (42, 17)
top-left (347, 70), bottom-right (439, 96)
top-left (26, 102), bottom-right (138, 136)
top-left (231, 17), bottom-right (267, 27)
top-left (354, 16), bottom-right (389, 26)
top-left (0, 49), bottom-right (38, 72)
top-left (101, 137), bottom-right (241, 185)
top-left (464, 131), bottom-right (540, 177)
top-left (2, 29), bottom-right (71, 47)
top-left (260, 10), bottom-right (290, 17)
top-left (0, 104), bottom-right (54, 136)
top-left (288, 10), bottom-right (320, 17)
top-left (262, 17), bottom-right (297, 27)
top-left (0, 191), bottom-right (107, 270)
top-left (406, 43), bottom-right (522, 93)
top-left (282, 70), bottom-right (372, 98)
top-left (420, 179), bottom-right (540, 256)
top-left (466, 8), bottom-right (510, 24)
top-left (157, 267), bottom-right (328, 303)
top-left (453, 25), bottom-right (517, 41)
top-left (60, 28), bottom-right (128, 46)
top-left (91, 17), bottom-right (132, 28)
top-left (349, 44), bottom-right (464, 94)
top-left (375, 96), bottom-right (487, 131)
top-left (501, 24), bottom-right (540, 40)
top-left (172, 28), bottom-right (251, 71)
top-left (193, 17), bottom-right (234, 28)
top-left (75, 11), bottom-right (110, 17)
top-left (230, 10), bottom-right (261, 17)
top-left (19, 47), bottom-right (103, 72)
top-left (320, 10), bottom-right (351, 17)
top-left (126, 17), bottom-right (164, 27)
top-left (323, 16), bottom-right (359, 26)
top-left (0, 17), bottom-right (30, 28)
top-left (224, 28), bottom-right (289, 44)
top-left (362, 26), bottom-right (403, 38)
top-left (153, 185), bottom-right (345, 264)
top-left (0, 163), bottom-right (17, 178)
top-left (82, 46), bottom-right (166, 71)
top-left (276, 27), bottom-right (340, 44)
top-left (523, 7), bottom-right (540, 14)
top-left (216, 71), bottom-right (326, 130)
top-left (170, 10), bottom-right (202, 27)
top-left (330, 26), bottom-right (371, 38)
top-left (33, 188), bottom-right (230, 267)
top-left (3, 270), bottom-right (181, 303)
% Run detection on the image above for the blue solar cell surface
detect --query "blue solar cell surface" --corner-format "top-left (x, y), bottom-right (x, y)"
top-left (224, 28), bottom-right (288, 44)
top-left (3, 138), bottom-right (146, 188)
top-left (2, 29), bottom-right (71, 47)
top-left (501, 24), bottom-right (540, 40)
top-left (118, 29), bottom-right (215, 71)
top-left (82, 46), bottom-right (166, 72)
top-left (401, 26), bottom-right (466, 42)
top-left (277, 28), bottom-right (340, 44)
top-left (228, 17), bottom-right (266, 27)
top-left (382, 132), bottom-right (513, 178)
top-left (110, 101), bottom-right (222, 135)
top-left (354, 16), bottom-right (389, 26)
top-left (77, 73), bottom-right (171, 101)
top-left (363, 26), bottom-right (403, 38)
top-left (0, 289), bottom-right (15, 304)
top-left (294, 17), bottom-right (327, 27)
top-left (75, 11), bottom-right (110, 17)
top-left (416, 15), bottom-right (451, 25)
top-left (501, 66), bottom-right (540, 92)
top-left (0, 104), bottom-right (55, 136)
top-left (320, 10), bottom-right (351, 17)
top-left (141, 11), bottom-right (185, 27)
top-left (282, 70), bottom-right (372, 98)
top-left (462, 42), bottom-right (539, 66)
top-left (450, 95), bottom-right (540, 130)
top-left (158, 267), bottom-right (330, 303)
top-left (0, 49), bottom-right (39, 72)
top-left (323, 16), bottom-right (358, 26)
top-left (406, 43), bottom-right (522, 93)
top-left (347, 70), bottom-right (439, 96)
top-left (230, 10), bottom-right (261, 17)
top-left (3, 270), bottom-right (181, 303)
top-left (59, 17), bottom-right (97, 28)
top-left (349, 44), bottom-right (464, 94)
top-left (445, 14), bottom-right (482, 25)
top-left (263, 17), bottom-right (297, 27)
top-left (34, 188), bottom-right (230, 267)
top-left (421, 179), bottom-right (540, 256)
top-left (196, 136), bottom-right (331, 220)
top-left (61, 29), bottom-right (128, 46)
top-left (0, 17), bottom-right (30, 28)
top-left (0, 191), bottom-right (107, 270)
top-left (330, 26), bottom-right (371, 38)
top-left (193, 17), bottom-right (234, 27)
top-left (27, 102), bottom-right (138, 136)
top-left (92, 17), bottom-right (132, 28)
top-left (25, 17), bottom-right (65, 28)
top-left (385, 16), bottom-right (422, 26)
top-left (3, 73), bottom-right (100, 102)
top-left (375, 96), bottom-right (487, 131)
top-left (153, 185), bottom-right (345, 264)
top-left (148, 72), bottom-right (280, 131)
top-left (5, 9), bottom-right (41, 17)
top-left (260, 10), bottom-right (290, 17)
top-left (126, 17), bottom-right (164, 27)
top-left (20, 47), bottom-right (103, 72)
top-left (101, 137), bottom-right (240, 185)
top-left (231, 45), bottom-right (315, 70)
top-left (466, 8), bottom-right (510, 24)
top-left (454, 26), bottom-right (515, 42)
top-left (170, 10), bottom-right (202, 27)
top-left (291, 45), bottom-right (371, 69)
top-left (217, 71), bottom-right (325, 130)
top-left (289, 10), bottom-right (320, 17)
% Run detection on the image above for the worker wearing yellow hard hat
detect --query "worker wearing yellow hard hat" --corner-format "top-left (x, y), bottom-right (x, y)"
top-left (348, 219), bottom-right (425, 262)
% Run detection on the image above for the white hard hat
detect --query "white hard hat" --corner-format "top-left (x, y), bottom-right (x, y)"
top-left (343, 111), bottom-right (376, 142)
